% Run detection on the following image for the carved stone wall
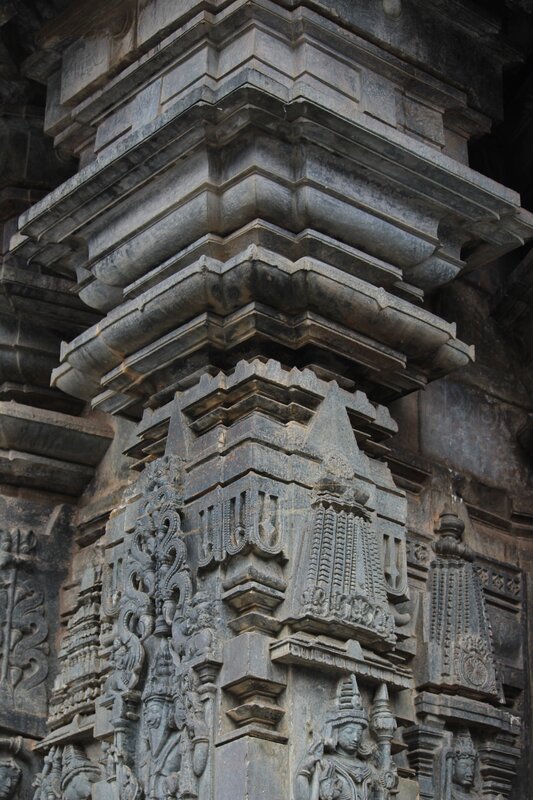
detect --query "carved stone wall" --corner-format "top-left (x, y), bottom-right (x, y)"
top-left (1, 1), bottom-right (533, 799)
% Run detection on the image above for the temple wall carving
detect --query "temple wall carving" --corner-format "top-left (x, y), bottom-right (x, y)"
top-left (0, 1), bottom-right (532, 798)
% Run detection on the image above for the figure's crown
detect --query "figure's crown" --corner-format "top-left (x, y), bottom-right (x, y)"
top-left (141, 639), bottom-right (174, 701)
top-left (454, 729), bottom-right (477, 759)
top-left (60, 746), bottom-right (99, 789)
top-left (326, 674), bottom-right (369, 728)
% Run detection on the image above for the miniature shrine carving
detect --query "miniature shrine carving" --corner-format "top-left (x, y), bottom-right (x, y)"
top-left (426, 512), bottom-right (500, 698)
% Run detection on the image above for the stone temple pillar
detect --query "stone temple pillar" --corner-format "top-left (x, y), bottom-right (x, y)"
top-left (2, 2), bottom-right (533, 799)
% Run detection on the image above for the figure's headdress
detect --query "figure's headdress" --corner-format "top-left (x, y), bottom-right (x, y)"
top-left (60, 746), bottom-right (100, 790)
top-left (326, 674), bottom-right (369, 729)
top-left (453, 730), bottom-right (477, 762)
top-left (142, 639), bottom-right (174, 702)
top-left (0, 759), bottom-right (21, 783)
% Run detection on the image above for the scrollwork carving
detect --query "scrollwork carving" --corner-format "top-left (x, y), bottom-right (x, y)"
top-left (103, 455), bottom-right (219, 800)
top-left (105, 456), bottom-right (192, 711)
top-left (0, 528), bottom-right (48, 698)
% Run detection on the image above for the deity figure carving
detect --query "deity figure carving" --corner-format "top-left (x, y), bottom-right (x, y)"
top-left (61, 746), bottom-right (102, 800)
top-left (139, 640), bottom-right (210, 800)
top-left (295, 675), bottom-right (397, 800)
top-left (101, 743), bottom-right (142, 800)
top-left (440, 731), bottom-right (480, 800)
top-left (139, 640), bottom-right (182, 800)
top-left (0, 760), bottom-right (22, 800)
top-left (32, 747), bottom-right (61, 800)
top-left (171, 591), bottom-right (219, 665)
top-left (33, 746), bottom-right (101, 800)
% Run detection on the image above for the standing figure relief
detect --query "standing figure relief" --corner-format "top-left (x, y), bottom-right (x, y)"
top-left (295, 675), bottom-right (397, 800)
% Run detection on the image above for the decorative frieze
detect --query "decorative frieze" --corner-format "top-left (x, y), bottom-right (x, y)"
top-left (270, 635), bottom-right (412, 690)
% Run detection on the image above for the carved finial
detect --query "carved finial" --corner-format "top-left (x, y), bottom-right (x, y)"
top-left (433, 511), bottom-right (472, 561)
top-left (372, 683), bottom-right (394, 728)
top-left (371, 684), bottom-right (396, 766)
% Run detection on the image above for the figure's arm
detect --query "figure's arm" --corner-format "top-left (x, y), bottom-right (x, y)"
top-left (295, 772), bottom-right (312, 800)
top-left (295, 740), bottom-right (323, 800)
top-left (192, 740), bottom-right (209, 777)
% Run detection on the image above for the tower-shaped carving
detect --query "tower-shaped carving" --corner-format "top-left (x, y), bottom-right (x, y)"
top-left (425, 512), bottom-right (501, 699)
top-left (295, 386), bottom-right (396, 646)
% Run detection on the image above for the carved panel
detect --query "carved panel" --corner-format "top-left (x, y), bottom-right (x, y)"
top-left (100, 455), bottom-right (221, 800)
top-left (294, 675), bottom-right (398, 800)
top-left (298, 485), bottom-right (395, 644)
top-left (426, 512), bottom-right (501, 700)
top-left (198, 477), bottom-right (284, 568)
top-left (49, 562), bottom-right (103, 729)
top-left (0, 529), bottom-right (48, 704)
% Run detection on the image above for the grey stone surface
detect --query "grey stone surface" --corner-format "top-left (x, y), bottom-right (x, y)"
top-left (0, 1), bottom-right (532, 799)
